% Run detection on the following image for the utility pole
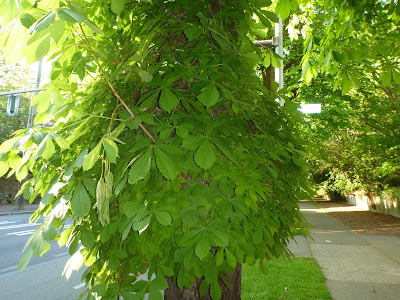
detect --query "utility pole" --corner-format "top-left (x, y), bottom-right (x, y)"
top-left (275, 16), bottom-right (284, 107)
top-left (15, 60), bottom-right (42, 211)
top-left (253, 16), bottom-right (284, 106)
top-left (27, 60), bottom-right (42, 128)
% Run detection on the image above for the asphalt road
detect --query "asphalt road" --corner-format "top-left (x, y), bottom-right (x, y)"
top-left (0, 214), bottom-right (85, 300)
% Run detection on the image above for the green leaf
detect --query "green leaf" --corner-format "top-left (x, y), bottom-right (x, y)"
top-left (154, 148), bottom-right (176, 180)
top-left (18, 249), bottom-right (33, 272)
top-left (16, 165), bottom-right (28, 181)
top-left (194, 139), bottom-right (216, 169)
top-left (176, 126), bottom-right (188, 138)
top-left (59, 225), bottom-right (74, 247)
top-left (277, 0), bottom-right (291, 20)
top-left (71, 181), bottom-right (91, 217)
top-left (29, 11), bottom-right (56, 33)
top-left (83, 141), bottom-right (102, 171)
top-left (121, 220), bottom-right (133, 241)
top-left (42, 226), bottom-right (58, 241)
top-left (81, 229), bottom-right (95, 248)
top-left (26, 34), bottom-right (51, 65)
top-left (104, 138), bottom-right (119, 164)
top-left (267, 166), bottom-right (278, 180)
top-left (262, 10), bottom-right (279, 23)
top-left (184, 25), bottom-right (202, 41)
top-left (263, 52), bottom-right (271, 68)
top-left (212, 140), bottom-right (238, 165)
top-left (270, 52), bottom-right (281, 68)
top-left (393, 70), bottom-right (400, 85)
top-left (198, 84), bottom-right (219, 108)
top-left (0, 161), bottom-right (9, 177)
top-left (208, 228), bottom-right (229, 247)
top-left (149, 276), bottom-right (169, 291)
top-left (195, 234), bottom-right (210, 259)
top-left (58, 8), bottom-right (87, 23)
top-left (341, 72), bottom-right (352, 94)
top-left (159, 88), bottom-right (179, 113)
top-left (210, 282), bottom-right (222, 300)
top-left (137, 69), bottom-right (153, 83)
top-left (34, 136), bottom-right (49, 160)
top-left (181, 135), bottom-right (204, 150)
top-left (31, 232), bottom-right (49, 256)
top-left (199, 280), bottom-right (208, 297)
top-left (154, 211), bottom-right (172, 225)
top-left (225, 248), bottom-right (236, 268)
top-left (84, 19), bottom-right (103, 34)
top-left (72, 148), bottom-right (88, 169)
top-left (20, 13), bottom-right (36, 29)
top-left (180, 228), bottom-right (203, 246)
top-left (42, 139), bottom-right (55, 160)
top-left (215, 248), bottom-right (224, 266)
top-left (111, 0), bottom-right (126, 15)
top-left (148, 290), bottom-right (163, 300)
top-left (381, 68), bottom-right (392, 87)
top-left (128, 149), bottom-right (152, 184)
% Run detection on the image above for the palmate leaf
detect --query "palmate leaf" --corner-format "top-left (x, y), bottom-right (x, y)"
top-left (194, 139), bottom-right (216, 169)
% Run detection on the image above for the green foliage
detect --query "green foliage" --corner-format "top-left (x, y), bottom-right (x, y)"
top-left (0, 1), bottom-right (311, 299)
top-left (284, 1), bottom-right (400, 198)
top-left (0, 52), bottom-right (35, 143)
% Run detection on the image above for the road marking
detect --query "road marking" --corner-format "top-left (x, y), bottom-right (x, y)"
top-left (73, 283), bottom-right (86, 289)
top-left (53, 252), bottom-right (69, 258)
top-left (0, 221), bottom-right (17, 225)
top-left (0, 223), bottom-right (40, 230)
top-left (5, 229), bottom-right (36, 236)
top-left (0, 266), bottom-right (17, 274)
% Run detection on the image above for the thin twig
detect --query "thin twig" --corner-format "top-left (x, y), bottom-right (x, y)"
top-left (77, 24), bottom-right (156, 143)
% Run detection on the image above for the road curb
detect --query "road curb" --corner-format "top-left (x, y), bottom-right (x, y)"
top-left (0, 210), bottom-right (36, 216)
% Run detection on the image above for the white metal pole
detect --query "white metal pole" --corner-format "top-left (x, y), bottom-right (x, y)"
top-left (275, 17), bottom-right (284, 107)
top-left (27, 60), bottom-right (42, 128)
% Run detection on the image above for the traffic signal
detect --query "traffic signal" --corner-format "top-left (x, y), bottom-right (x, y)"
top-left (6, 94), bottom-right (20, 116)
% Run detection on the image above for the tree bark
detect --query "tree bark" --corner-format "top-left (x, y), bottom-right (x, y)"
top-left (164, 265), bottom-right (242, 300)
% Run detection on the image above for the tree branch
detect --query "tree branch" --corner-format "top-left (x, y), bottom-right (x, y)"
top-left (77, 24), bottom-right (156, 143)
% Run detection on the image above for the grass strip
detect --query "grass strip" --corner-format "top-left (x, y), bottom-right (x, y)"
top-left (242, 257), bottom-right (331, 300)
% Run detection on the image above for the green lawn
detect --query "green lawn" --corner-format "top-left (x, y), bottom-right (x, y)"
top-left (241, 257), bottom-right (332, 300)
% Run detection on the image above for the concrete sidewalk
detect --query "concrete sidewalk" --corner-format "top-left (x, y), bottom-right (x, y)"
top-left (288, 201), bottom-right (400, 300)
top-left (0, 204), bottom-right (39, 215)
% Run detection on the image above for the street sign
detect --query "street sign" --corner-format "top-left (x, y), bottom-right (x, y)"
top-left (299, 103), bottom-right (321, 114)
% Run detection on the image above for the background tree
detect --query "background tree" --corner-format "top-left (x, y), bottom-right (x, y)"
top-left (284, 0), bottom-right (400, 199)
top-left (0, 1), bottom-right (310, 299)
top-left (0, 52), bottom-right (35, 143)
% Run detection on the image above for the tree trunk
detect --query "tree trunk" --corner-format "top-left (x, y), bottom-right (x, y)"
top-left (164, 265), bottom-right (242, 300)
